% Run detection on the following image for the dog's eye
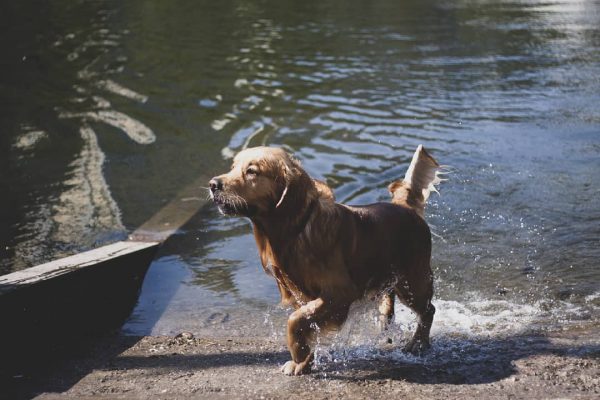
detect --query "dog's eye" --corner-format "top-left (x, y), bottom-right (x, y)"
top-left (246, 166), bottom-right (259, 176)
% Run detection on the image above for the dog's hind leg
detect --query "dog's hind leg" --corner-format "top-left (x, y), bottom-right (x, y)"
top-left (377, 292), bottom-right (395, 332)
top-left (394, 274), bottom-right (435, 355)
top-left (282, 298), bottom-right (350, 375)
top-left (377, 291), bottom-right (396, 345)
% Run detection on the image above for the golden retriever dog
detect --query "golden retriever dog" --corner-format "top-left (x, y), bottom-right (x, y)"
top-left (209, 145), bottom-right (442, 375)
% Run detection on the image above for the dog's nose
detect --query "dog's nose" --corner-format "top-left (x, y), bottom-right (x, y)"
top-left (209, 178), bottom-right (223, 193)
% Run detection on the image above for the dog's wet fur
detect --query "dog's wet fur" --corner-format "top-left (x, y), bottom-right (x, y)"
top-left (209, 146), bottom-right (442, 375)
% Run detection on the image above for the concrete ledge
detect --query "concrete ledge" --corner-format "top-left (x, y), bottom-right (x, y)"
top-left (0, 241), bottom-right (157, 293)
top-left (0, 241), bottom-right (159, 358)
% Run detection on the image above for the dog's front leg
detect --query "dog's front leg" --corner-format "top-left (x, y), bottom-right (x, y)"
top-left (282, 298), bottom-right (349, 376)
top-left (282, 298), bottom-right (322, 376)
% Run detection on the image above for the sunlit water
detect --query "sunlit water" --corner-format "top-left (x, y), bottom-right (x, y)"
top-left (2, 0), bottom-right (599, 354)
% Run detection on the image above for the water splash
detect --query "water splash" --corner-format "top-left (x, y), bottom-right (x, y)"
top-left (310, 292), bottom-right (596, 371)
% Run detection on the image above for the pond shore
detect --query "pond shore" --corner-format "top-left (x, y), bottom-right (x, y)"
top-left (5, 324), bottom-right (599, 399)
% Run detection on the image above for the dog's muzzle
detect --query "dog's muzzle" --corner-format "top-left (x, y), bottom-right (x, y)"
top-left (208, 177), bottom-right (244, 215)
top-left (209, 177), bottom-right (223, 194)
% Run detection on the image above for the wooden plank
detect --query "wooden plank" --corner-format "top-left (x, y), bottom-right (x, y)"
top-left (0, 241), bottom-right (158, 295)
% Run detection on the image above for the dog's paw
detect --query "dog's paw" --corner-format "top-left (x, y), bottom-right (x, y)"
top-left (403, 338), bottom-right (430, 356)
top-left (281, 360), bottom-right (311, 376)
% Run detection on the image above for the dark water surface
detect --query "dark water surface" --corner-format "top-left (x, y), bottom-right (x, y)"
top-left (2, 0), bottom-right (599, 342)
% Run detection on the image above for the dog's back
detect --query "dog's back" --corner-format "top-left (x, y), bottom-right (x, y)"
top-left (340, 202), bottom-right (432, 292)
top-left (312, 145), bottom-right (442, 294)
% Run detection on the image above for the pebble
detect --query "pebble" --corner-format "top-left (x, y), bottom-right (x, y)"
top-left (175, 332), bottom-right (194, 340)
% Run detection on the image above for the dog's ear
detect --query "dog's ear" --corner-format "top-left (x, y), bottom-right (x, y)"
top-left (275, 185), bottom-right (289, 208)
top-left (275, 154), bottom-right (313, 209)
top-left (275, 161), bottom-right (292, 208)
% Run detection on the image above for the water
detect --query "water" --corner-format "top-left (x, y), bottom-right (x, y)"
top-left (1, 0), bottom-right (599, 346)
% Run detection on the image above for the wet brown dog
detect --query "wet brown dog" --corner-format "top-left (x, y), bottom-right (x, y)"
top-left (209, 145), bottom-right (442, 375)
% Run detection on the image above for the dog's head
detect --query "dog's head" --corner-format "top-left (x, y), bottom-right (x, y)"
top-left (209, 147), bottom-right (312, 217)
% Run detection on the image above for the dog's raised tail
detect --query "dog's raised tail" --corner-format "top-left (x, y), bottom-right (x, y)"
top-left (388, 145), bottom-right (442, 217)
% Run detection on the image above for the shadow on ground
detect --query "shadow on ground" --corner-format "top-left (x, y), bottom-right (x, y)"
top-left (1, 334), bottom-right (141, 400)
top-left (3, 330), bottom-right (598, 399)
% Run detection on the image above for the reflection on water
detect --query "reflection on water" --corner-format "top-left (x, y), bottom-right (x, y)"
top-left (51, 125), bottom-right (124, 244)
top-left (1, 1), bottom-right (155, 270)
top-left (1, 0), bottom-right (599, 340)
